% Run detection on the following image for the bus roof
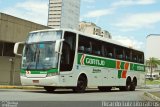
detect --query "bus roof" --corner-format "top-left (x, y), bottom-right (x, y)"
top-left (30, 28), bottom-right (143, 53)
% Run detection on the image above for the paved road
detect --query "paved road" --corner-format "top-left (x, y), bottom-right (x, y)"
top-left (0, 88), bottom-right (153, 101)
top-left (1, 88), bottom-right (159, 107)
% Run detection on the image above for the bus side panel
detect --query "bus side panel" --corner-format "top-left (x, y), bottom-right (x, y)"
top-left (102, 68), bottom-right (126, 86)
top-left (77, 65), bottom-right (103, 87)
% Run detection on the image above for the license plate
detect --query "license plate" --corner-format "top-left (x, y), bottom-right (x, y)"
top-left (33, 80), bottom-right (39, 83)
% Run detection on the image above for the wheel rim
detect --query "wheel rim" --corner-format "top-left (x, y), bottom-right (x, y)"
top-left (78, 78), bottom-right (86, 90)
top-left (126, 84), bottom-right (131, 91)
top-left (126, 78), bottom-right (131, 91)
top-left (76, 77), bottom-right (87, 92)
top-left (130, 82), bottom-right (136, 91)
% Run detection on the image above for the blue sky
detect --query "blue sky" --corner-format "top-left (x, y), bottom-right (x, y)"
top-left (0, 0), bottom-right (160, 52)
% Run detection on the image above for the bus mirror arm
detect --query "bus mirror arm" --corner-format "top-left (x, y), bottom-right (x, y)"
top-left (14, 42), bottom-right (24, 56)
top-left (55, 39), bottom-right (64, 53)
top-left (56, 52), bottom-right (62, 55)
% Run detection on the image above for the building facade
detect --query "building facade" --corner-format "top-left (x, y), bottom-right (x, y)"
top-left (146, 34), bottom-right (160, 60)
top-left (48, 0), bottom-right (80, 30)
top-left (0, 13), bottom-right (50, 85)
top-left (146, 34), bottom-right (160, 75)
top-left (79, 21), bottom-right (112, 39)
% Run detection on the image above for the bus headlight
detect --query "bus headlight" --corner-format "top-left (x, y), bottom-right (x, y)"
top-left (20, 73), bottom-right (26, 77)
top-left (47, 72), bottom-right (58, 77)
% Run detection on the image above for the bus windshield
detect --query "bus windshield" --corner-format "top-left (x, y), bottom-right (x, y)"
top-left (27, 31), bottom-right (62, 43)
top-left (22, 42), bottom-right (58, 70)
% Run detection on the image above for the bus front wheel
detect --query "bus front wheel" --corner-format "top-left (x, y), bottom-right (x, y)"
top-left (44, 86), bottom-right (56, 93)
top-left (73, 75), bottom-right (87, 93)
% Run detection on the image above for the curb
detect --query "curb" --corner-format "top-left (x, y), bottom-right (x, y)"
top-left (0, 86), bottom-right (43, 89)
top-left (144, 92), bottom-right (160, 101)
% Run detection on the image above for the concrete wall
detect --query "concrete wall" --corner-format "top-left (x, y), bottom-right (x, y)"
top-left (0, 13), bottom-right (49, 43)
top-left (0, 13), bottom-right (50, 85)
top-left (0, 56), bottom-right (11, 85)
top-left (0, 56), bottom-right (21, 85)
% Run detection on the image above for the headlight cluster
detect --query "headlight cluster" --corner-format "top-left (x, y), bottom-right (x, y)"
top-left (46, 72), bottom-right (58, 77)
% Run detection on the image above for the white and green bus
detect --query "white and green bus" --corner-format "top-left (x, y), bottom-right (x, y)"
top-left (14, 29), bottom-right (145, 93)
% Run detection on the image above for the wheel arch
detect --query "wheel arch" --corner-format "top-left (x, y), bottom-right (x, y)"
top-left (73, 73), bottom-right (88, 93)
top-left (77, 73), bottom-right (88, 84)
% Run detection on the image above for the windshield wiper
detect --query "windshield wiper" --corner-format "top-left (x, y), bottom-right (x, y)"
top-left (37, 49), bottom-right (40, 63)
top-left (34, 50), bottom-right (38, 62)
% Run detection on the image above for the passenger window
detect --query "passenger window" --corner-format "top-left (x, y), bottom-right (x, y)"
top-left (92, 40), bottom-right (102, 56)
top-left (124, 49), bottom-right (131, 61)
top-left (85, 47), bottom-right (92, 54)
top-left (137, 52), bottom-right (144, 64)
top-left (78, 46), bottom-right (85, 53)
top-left (132, 52), bottom-right (138, 63)
top-left (115, 47), bottom-right (124, 60)
top-left (131, 51), bottom-right (144, 64)
top-left (78, 35), bottom-right (92, 54)
top-left (105, 45), bottom-right (114, 58)
top-left (108, 52), bottom-right (113, 58)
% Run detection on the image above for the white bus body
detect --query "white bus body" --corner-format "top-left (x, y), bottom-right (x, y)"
top-left (14, 29), bottom-right (145, 92)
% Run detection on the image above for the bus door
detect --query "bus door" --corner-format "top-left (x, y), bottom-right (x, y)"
top-left (59, 31), bottom-right (76, 86)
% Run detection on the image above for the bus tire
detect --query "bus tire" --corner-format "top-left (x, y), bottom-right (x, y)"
top-left (119, 77), bottom-right (131, 91)
top-left (125, 77), bottom-right (131, 91)
top-left (98, 87), bottom-right (112, 92)
top-left (73, 75), bottom-right (87, 93)
top-left (130, 82), bottom-right (136, 91)
top-left (44, 86), bottom-right (56, 93)
top-left (130, 78), bottom-right (137, 91)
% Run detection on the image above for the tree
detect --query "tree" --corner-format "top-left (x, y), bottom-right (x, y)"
top-left (146, 57), bottom-right (160, 79)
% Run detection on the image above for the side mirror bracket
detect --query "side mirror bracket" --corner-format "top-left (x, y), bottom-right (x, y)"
top-left (14, 42), bottom-right (25, 56)
top-left (55, 39), bottom-right (64, 54)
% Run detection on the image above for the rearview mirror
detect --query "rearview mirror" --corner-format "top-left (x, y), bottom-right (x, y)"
top-left (55, 39), bottom-right (64, 53)
top-left (14, 42), bottom-right (24, 56)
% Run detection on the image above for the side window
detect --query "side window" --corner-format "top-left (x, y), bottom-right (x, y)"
top-left (131, 50), bottom-right (144, 64)
top-left (78, 35), bottom-right (92, 54)
top-left (124, 49), bottom-right (131, 61)
top-left (115, 46), bottom-right (124, 60)
top-left (132, 51), bottom-right (138, 63)
top-left (92, 40), bottom-right (102, 56)
top-left (137, 52), bottom-right (144, 64)
top-left (60, 31), bottom-right (76, 71)
top-left (104, 44), bottom-right (114, 58)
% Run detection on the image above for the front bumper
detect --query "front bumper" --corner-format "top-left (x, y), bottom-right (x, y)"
top-left (20, 76), bottom-right (59, 86)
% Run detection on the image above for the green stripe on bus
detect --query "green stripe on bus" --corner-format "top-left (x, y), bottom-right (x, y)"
top-left (118, 70), bottom-right (123, 78)
top-left (130, 63), bottom-right (144, 71)
top-left (78, 53), bottom-right (116, 68)
top-left (78, 53), bottom-right (145, 72)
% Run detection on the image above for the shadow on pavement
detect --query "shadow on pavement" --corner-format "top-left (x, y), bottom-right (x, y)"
top-left (23, 89), bottom-right (141, 94)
